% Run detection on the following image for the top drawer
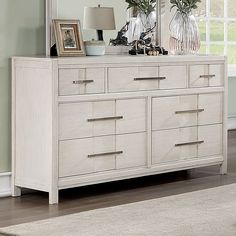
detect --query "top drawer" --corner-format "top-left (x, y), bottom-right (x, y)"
top-left (190, 64), bottom-right (224, 88)
top-left (59, 68), bottom-right (105, 96)
top-left (108, 65), bottom-right (187, 93)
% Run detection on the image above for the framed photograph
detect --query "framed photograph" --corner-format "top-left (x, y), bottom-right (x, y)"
top-left (53, 19), bottom-right (85, 57)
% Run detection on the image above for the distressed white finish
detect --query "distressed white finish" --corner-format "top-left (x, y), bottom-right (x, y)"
top-left (152, 93), bottom-right (223, 130)
top-left (12, 55), bottom-right (227, 204)
top-left (108, 65), bottom-right (187, 92)
top-left (189, 64), bottom-right (224, 88)
top-left (59, 68), bottom-right (105, 96)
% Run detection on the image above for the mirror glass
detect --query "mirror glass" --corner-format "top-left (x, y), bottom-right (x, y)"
top-left (57, 0), bottom-right (129, 44)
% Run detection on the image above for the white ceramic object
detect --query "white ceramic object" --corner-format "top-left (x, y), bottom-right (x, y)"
top-left (85, 40), bottom-right (106, 56)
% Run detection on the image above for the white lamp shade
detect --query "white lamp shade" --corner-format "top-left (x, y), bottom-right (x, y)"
top-left (83, 6), bottom-right (116, 30)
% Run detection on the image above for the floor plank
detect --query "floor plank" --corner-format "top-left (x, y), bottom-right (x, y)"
top-left (0, 131), bottom-right (236, 228)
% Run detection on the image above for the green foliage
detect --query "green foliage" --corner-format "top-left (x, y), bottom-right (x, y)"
top-left (125, 0), bottom-right (156, 16)
top-left (170, 0), bottom-right (201, 14)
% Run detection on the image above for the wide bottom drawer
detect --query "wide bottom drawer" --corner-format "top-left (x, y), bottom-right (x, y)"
top-left (59, 133), bottom-right (147, 177)
top-left (152, 124), bottom-right (222, 164)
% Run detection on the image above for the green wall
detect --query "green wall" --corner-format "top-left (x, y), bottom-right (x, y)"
top-left (0, 0), bottom-right (45, 172)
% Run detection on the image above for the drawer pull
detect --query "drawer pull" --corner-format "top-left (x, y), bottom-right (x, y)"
top-left (87, 116), bottom-right (123, 122)
top-left (72, 80), bottom-right (94, 84)
top-left (175, 140), bottom-right (204, 147)
top-left (88, 151), bottom-right (123, 158)
top-left (199, 74), bottom-right (216, 79)
top-left (175, 109), bottom-right (204, 114)
top-left (134, 77), bottom-right (166, 81)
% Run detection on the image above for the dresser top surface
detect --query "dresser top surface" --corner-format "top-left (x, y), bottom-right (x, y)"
top-left (13, 54), bottom-right (226, 65)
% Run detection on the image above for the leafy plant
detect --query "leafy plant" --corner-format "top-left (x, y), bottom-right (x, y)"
top-left (170, 0), bottom-right (201, 14)
top-left (126, 0), bottom-right (156, 16)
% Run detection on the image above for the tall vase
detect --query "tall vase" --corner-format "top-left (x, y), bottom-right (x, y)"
top-left (169, 11), bottom-right (200, 55)
top-left (131, 11), bottom-right (156, 44)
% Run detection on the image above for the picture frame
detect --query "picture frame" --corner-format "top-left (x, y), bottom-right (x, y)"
top-left (53, 19), bottom-right (85, 57)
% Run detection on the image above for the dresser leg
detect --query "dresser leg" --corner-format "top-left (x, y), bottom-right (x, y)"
top-left (220, 162), bottom-right (227, 175)
top-left (12, 185), bottom-right (21, 197)
top-left (49, 190), bottom-right (59, 204)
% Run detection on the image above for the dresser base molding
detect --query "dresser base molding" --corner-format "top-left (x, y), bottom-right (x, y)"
top-left (12, 55), bottom-right (227, 204)
top-left (58, 156), bottom-right (224, 190)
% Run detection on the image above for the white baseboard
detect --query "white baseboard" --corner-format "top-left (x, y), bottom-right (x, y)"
top-left (228, 116), bottom-right (236, 130)
top-left (0, 172), bottom-right (11, 197)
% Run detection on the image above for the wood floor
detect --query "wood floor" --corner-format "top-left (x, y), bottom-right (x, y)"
top-left (0, 131), bottom-right (236, 228)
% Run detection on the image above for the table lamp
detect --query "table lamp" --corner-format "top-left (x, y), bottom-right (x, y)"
top-left (83, 5), bottom-right (116, 41)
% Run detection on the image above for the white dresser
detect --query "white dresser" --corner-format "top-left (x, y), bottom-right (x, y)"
top-left (12, 55), bottom-right (228, 204)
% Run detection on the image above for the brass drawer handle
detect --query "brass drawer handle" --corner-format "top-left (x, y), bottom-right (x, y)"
top-left (175, 140), bottom-right (204, 147)
top-left (175, 109), bottom-right (204, 114)
top-left (134, 77), bottom-right (166, 81)
top-left (88, 151), bottom-right (123, 158)
top-left (87, 116), bottom-right (123, 122)
top-left (72, 80), bottom-right (94, 84)
top-left (199, 74), bottom-right (216, 79)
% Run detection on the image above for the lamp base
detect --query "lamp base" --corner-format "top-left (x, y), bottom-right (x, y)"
top-left (85, 40), bottom-right (106, 56)
top-left (97, 30), bottom-right (104, 41)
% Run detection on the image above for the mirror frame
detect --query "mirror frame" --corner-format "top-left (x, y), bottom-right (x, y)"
top-left (45, 0), bottom-right (162, 56)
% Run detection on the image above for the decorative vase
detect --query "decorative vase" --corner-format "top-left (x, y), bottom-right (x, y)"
top-left (131, 11), bottom-right (156, 43)
top-left (169, 11), bottom-right (200, 55)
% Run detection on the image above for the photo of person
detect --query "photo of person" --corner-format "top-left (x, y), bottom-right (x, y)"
top-left (61, 27), bottom-right (77, 49)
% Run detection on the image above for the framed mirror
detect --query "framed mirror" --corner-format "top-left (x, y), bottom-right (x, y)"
top-left (46, 0), bottom-right (171, 56)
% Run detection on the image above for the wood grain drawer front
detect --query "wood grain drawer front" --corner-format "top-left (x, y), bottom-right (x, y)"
top-left (153, 95), bottom-right (198, 130)
top-left (198, 124), bottom-right (223, 157)
top-left (108, 65), bottom-right (187, 92)
top-left (152, 127), bottom-right (198, 164)
top-left (198, 93), bottom-right (223, 125)
top-left (59, 98), bottom-right (146, 140)
top-left (59, 136), bottom-right (116, 177)
top-left (152, 124), bottom-right (222, 164)
top-left (59, 133), bottom-right (147, 177)
top-left (159, 65), bottom-right (187, 89)
top-left (116, 133), bottom-right (147, 169)
top-left (59, 68), bottom-right (105, 95)
top-left (190, 64), bottom-right (224, 88)
top-left (116, 98), bottom-right (146, 134)
top-left (152, 93), bottom-right (222, 130)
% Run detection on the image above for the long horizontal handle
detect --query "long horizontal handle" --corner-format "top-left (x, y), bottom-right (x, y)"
top-left (87, 116), bottom-right (123, 122)
top-left (175, 140), bottom-right (204, 147)
top-left (134, 77), bottom-right (166, 81)
top-left (73, 80), bottom-right (94, 84)
top-left (88, 151), bottom-right (123, 158)
top-left (199, 74), bottom-right (216, 79)
top-left (175, 109), bottom-right (204, 114)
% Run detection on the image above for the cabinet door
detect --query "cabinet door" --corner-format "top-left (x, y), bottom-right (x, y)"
top-left (152, 127), bottom-right (198, 164)
top-left (59, 101), bottom-right (115, 140)
top-left (152, 95), bottom-right (198, 130)
top-left (190, 64), bottom-right (224, 88)
top-left (59, 136), bottom-right (116, 177)
top-left (116, 133), bottom-right (147, 169)
top-left (116, 98), bottom-right (146, 134)
top-left (159, 65), bottom-right (187, 89)
top-left (59, 68), bottom-right (105, 95)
